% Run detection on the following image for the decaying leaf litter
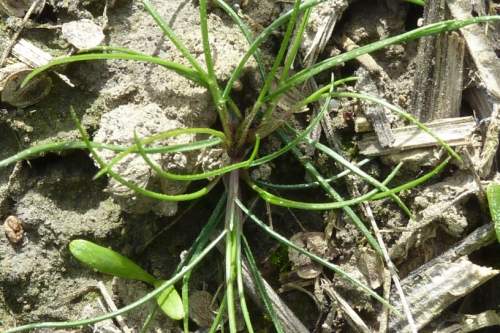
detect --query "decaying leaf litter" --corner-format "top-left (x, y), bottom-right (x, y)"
top-left (0, 0), bottom-right (499, 332)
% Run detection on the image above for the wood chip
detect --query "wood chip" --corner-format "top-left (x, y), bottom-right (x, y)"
top-left (11, 38), bottom-right (75, 87)
top-left (358, 116), bottom-right (476, 156)
top-left (410, 0), bottom-right (466, 121)
top-left (447, 0), bottom-right (500, 101)
top-left (389, 224), bottom-right (498, 331)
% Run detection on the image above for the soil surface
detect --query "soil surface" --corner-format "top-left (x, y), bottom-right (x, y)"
top-left (1, 0), bottom-right (499, 332)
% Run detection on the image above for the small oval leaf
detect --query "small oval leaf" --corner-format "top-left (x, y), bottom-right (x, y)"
top-left (154, 280), bottom-right (185, 320)
top-left (69, 239), bottom-right (156, 285)
top-left (486, 183), bottom-right (500, 243)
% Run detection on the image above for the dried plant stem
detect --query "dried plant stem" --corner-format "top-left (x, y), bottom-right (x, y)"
top-left (0, 0), bottom-right (42, 67)
top-left (361, 201), bottom-right (417, 333)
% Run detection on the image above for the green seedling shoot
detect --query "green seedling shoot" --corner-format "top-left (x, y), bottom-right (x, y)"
top-left (69, 239), bottom-right (184, 320)
top-left (486, 183), bottom-right (500, 243)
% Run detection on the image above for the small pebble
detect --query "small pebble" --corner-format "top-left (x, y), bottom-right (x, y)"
top-left (4, 215), bottom-right (24, 244)
top-left (61, 19), bottom-right (105, 50)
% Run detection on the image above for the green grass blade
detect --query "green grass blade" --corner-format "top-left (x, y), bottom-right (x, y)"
top-left (198, 0), bottom-right (234, 138)
top-left (246, 156), bottom-right (400, 210)
top-left (486, 183), bottom-right (500, 243)
top-left (213, 0), bottom-right (266, 80)
top-left (267, 16), bottom-right (500, 102)
top-left (279, 128), bottom-right (388, 253)
top-left (242, 236), bottom-right (285, 333)
top-left (141, 0), bottom-right (208, 79)
top-left (310, 138), bottom-right (412, 217)
top-left (4, 231), bottom-right (227, 333)
top-left (235, 0), bottom-right (303, 148)
top-left (280, 8), bottom-right (311, 82)
top-left (0, 138), bottom-right (221, 170)
top-left (22, 53), bottom-right (204, 88)
top-left (248, 155), bottom-right (447, 209)
top-left (294, 76), bottom-right (359, 110)
top-left (284, 119), bottom-right (411, 216)
top-left (236, 199), bottom-right (400, 316)
top-left (222, 0), bottom-right (325, 101)
top-left (247, 174), bottom-right (383, 210)
top-left (223, 171), bottom-right (243, 333)
top-left (133, 132), bottom-right (260, 181)
top-left (260, 6), bottom-right (313, 124)
top-left (208, 292), bottom-right (227, 333)
top-left (94, 127), bottom-right (226, 180)
top-left (254, 158), bottom-right (371, 190)
top-left (182, 195), bottom-right (226, 332)
top-left (237, 234), bottom-right (254, 333)
top-left (199, 0), bottom-right (216, 79)
top-left (370, 157), bottom-right (450, 200)
top-left (331, 91), bottom-right (462, 162)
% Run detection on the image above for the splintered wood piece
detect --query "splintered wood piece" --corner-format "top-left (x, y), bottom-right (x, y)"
top-left (389, 224), bottom-right (498, 331)
top-left (302, 0), bottom-right (349, 67)
top-left (410, 0), bottom-right (466, 122)
top-left (479, 103), bottom-right (500, 177)
top-left (410, 0), bottom-right (446, 121)
top-left (429, 31), bottom-right (465, 120)
top-left (358, 116), bottom-right (475, 156)
top-left (11, 38), bottom-right (52, 67)
top-left (447, 0), bottom-right (500, 101)
top-left (11, 38), bottom-right (74, 87)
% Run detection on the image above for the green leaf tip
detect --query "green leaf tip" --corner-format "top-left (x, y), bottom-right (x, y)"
top-left (153, 281), bottom-right (185, 320)
top-left (486, 183), bottom-right (500, 243)
top-left (69, 239), bottom-right (157, 285)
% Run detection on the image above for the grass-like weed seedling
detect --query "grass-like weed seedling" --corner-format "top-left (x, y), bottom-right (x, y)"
top-left (2, 0), bottom-right (499, 331)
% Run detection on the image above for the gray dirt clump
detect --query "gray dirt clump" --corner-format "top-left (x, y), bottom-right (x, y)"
top-left (93, 103), bottom-right (192, 216)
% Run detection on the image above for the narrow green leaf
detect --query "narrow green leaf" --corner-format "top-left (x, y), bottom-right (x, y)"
top-left (94, 127), bottom-right (226, 180)
top-left (153, 281), bottom-right (185, 320)
top-left (141, 0), bottom-right (208, 79)
top-left (223, 0), bottom-right (325, 101)
top-left (487, 183), bottom-right (500, 243)
top-left (403, 0), bottom-right (425, 6)
top-left (134, 132), bottom-right (260, 181)
top-left (0, 138), bottom-right (222, 170)
top-left (236, 199), bottom-right (400, 316)
top-left (242, 237), bottom-right (284, 333)
top-left (254, 158), bottom-right (371, 190)
top-left (69, 240), bottom-right (156, 285)
top-left (213, 0), bottom-right (266, 80)
top-left (267, 16), bottom-right (500, 102)
top-left (330, 91), bottom-right (462, 162)
top-left (22, 53), bottom-right (204, 88)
